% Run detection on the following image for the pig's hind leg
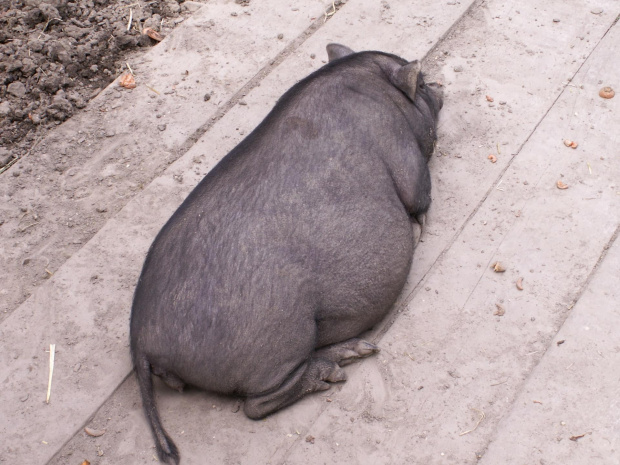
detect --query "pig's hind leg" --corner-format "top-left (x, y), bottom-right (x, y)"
top-left (243, 338), bottom-right (379, 419)
top-left (152, 366), bottom-right (186, 392)
top-left (244, 356), bottom-right (347, 419)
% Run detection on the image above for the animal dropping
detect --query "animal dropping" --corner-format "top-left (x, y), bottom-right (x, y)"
top-left (130, 43), bottom-right (443, 464)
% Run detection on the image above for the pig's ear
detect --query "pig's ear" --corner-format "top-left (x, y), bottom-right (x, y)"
top-left (390, 60), bottom-right (422, 101)
top-left (326, 43), bottom-right (355, 62)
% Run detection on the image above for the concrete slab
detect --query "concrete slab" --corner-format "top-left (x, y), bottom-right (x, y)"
top-left (479, 230), bottom-right (620, 464)
top-left (477, 20), bottom-right (620, 463)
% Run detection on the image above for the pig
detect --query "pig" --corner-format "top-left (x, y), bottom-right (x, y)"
top-left (130, 43), bottom-right (443, 464)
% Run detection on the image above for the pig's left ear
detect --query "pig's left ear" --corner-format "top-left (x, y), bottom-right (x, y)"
top-left (326, 43), bottom-right (355, 62)
top-left (390, 60), bottom-right (422, 101)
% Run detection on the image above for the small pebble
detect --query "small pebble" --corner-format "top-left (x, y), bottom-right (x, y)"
top-left (277, 33), bottom-right (284, 40)
top-left (453, 65), bottom-right (463, 72)
top-left (157, 124), bottom-right (167, 131)
top-left (591, 7), bottom-right (603, 14)
top-left (553, 18), bottom-right (560, 23)
top-left (20, 394), bottom-right (29, 402)
top-left (203, 93), bottom-right (211, 101)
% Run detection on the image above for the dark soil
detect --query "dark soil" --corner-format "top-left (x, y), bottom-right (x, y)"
top-left (0, 0), bottom-right (195, 168)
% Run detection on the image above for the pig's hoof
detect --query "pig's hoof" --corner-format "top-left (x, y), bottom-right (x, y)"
top-left (325, 365), bottom-right (347, 383)
top-left (315, 338), bottom-right (380, 366)
top-left (354, 340), bottom-right (379, 357)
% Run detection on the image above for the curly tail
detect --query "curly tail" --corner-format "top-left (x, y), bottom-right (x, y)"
top-left (133, 352), bottom-right (180, 465)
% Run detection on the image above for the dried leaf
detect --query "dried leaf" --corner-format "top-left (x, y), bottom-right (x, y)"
top-left (494, 304), bottom-right (505, 316)
top-left (487, 154), bottom-right (497, 163)
top-left (143, 27), bottom-right (164, 41)
top-left (492, 262), bottom-right (506, 272)
top-left (599, 86), bottom-right (615, 99)
top-left (556, 180), bottom-right (569, 190)
top-left (119, 73), bottom-right (136, 89)
top-left (516, 277), bottom-right (524, 290)
top-left (84, 427), bottom-right (106, 437)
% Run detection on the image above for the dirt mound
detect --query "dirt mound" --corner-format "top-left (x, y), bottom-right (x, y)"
top-left (0, 0), bottom-right (194, 167)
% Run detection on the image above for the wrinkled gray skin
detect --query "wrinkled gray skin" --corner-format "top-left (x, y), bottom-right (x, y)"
top-left (130, 43), bottom-right (443, 464)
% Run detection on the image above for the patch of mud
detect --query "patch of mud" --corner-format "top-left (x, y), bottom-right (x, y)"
top-left (0, 0), bottom-right (200, 167)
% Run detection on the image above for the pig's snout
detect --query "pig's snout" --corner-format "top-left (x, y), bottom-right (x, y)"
top-left (427, 81), bottom-right (444, 109)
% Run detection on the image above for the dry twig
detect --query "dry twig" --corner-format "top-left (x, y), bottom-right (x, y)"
top-left (459, 408), bottom-right (485, 436)
top-left (46, 344), bottom-right (56, 403)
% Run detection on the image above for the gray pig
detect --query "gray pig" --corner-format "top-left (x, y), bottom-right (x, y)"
top-left (130, 43), bottom-right (443, 464)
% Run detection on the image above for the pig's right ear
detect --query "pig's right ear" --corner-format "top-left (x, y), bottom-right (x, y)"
top-left (326, 43), bottom-right (355, 62)
top-left (390, 60), bottom-right (422, 101)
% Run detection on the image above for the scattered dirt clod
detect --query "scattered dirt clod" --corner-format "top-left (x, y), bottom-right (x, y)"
top-left (557, 339), bottom-right (565, 346)
top-left (494, 303), bottom-right (505, 316)
top-left (486, 95), bottom-right (494, 102)
top-left (556, 180), bottom-right (569, 190)
top-left (563, 140), bottom-right (578, 149)
top-left (305, 435), bottom-right (315, 444)
top-left (488, 154), bottom-right (497, 163)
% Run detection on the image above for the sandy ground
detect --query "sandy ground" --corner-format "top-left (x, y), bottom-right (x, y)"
top-left (1, 0), bottom-right (619, 464)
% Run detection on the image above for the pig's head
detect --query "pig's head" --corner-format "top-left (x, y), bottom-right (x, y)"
top-left (327, 43), bottom-right (443, 160)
